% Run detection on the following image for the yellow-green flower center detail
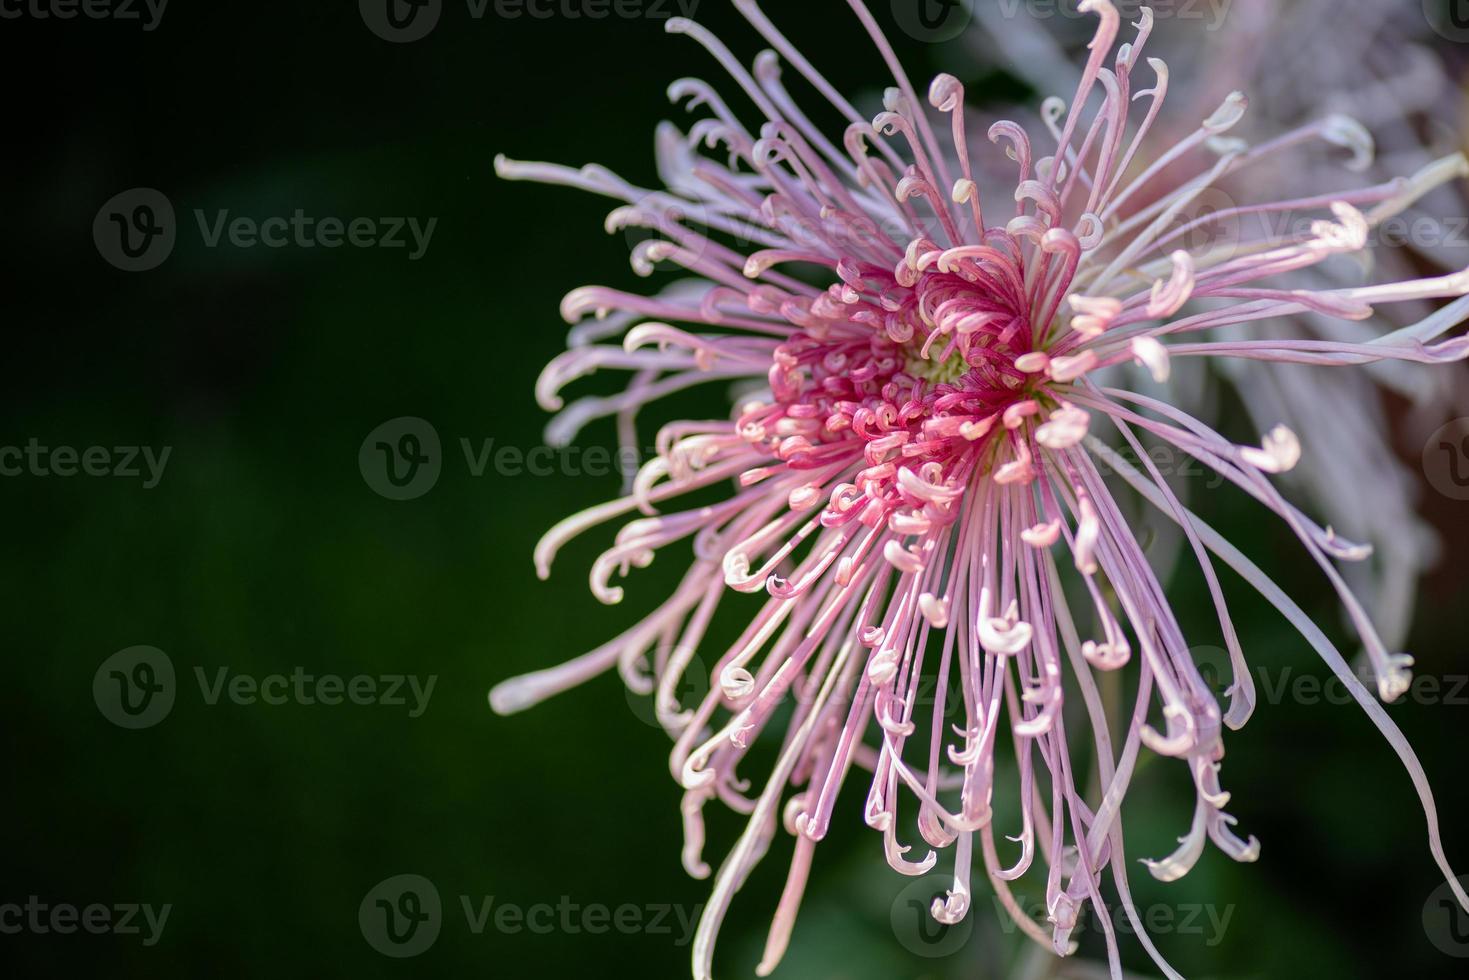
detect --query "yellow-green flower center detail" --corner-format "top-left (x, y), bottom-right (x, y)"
top-left (905, 345), bottom-right (969, 385)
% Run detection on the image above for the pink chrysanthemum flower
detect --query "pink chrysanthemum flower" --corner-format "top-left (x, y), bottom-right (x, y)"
top-left (493, 2), bottom-right (1469, 975)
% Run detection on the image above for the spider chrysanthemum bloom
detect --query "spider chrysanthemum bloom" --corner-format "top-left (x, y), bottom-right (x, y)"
top-left (493, 2), bottom-right (1469, 975)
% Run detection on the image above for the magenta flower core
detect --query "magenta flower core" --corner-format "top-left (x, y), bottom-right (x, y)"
top-left (493, 2), bottom-right (1469, 976)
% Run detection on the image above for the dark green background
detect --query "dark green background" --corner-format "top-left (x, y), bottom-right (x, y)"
top-left (2, 2), bottom-right (1467, 978)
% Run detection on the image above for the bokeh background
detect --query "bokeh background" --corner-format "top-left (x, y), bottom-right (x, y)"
top-left (3, 1), bottom-right (1468, 978)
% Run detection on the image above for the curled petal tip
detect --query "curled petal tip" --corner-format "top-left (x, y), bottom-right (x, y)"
top-left (1241, 425), bottom-right (1301, 474)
